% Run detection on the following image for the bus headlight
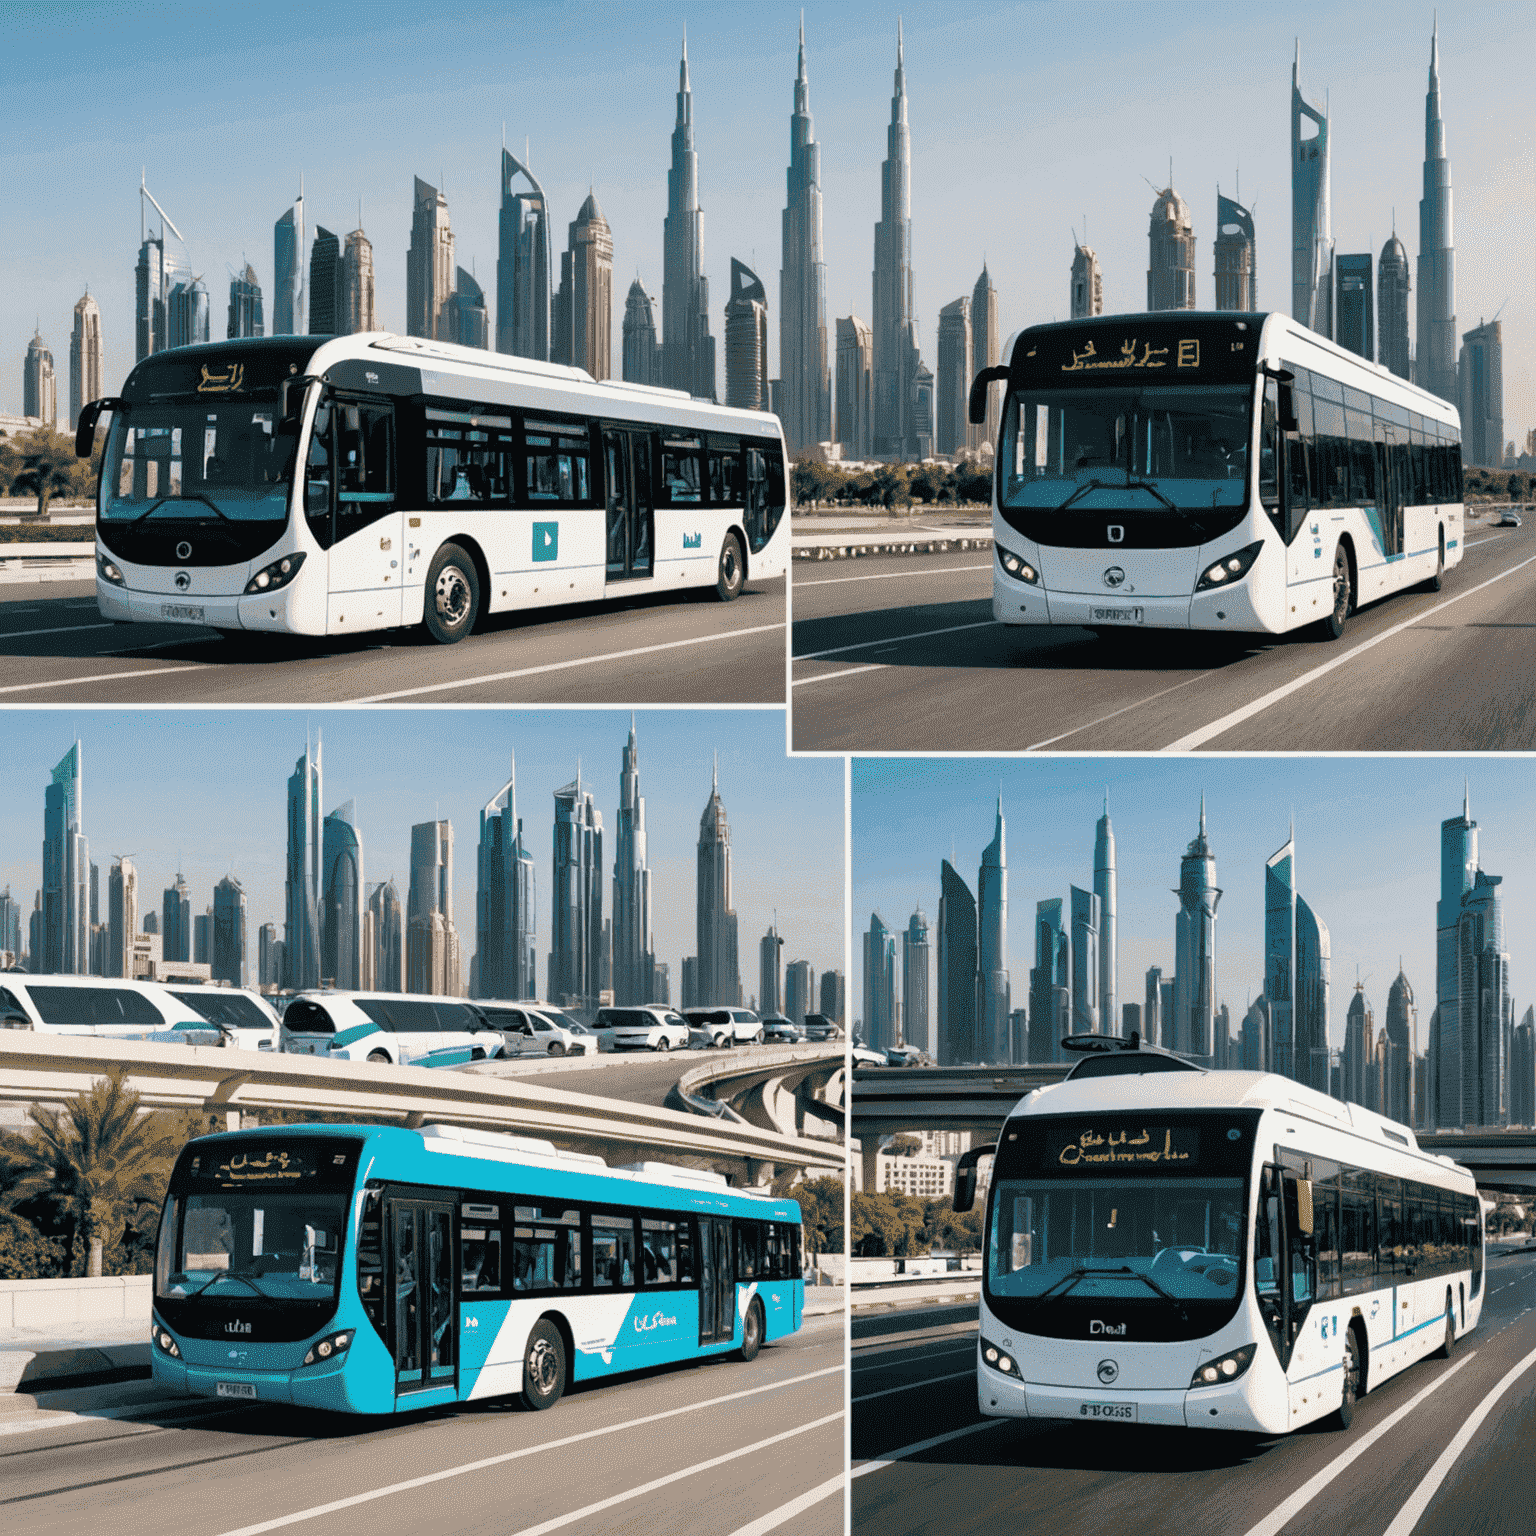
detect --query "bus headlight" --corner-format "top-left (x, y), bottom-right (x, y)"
top-left (997, 548), bottom-right (1040, 585)
top-left (245, 551), bottom-right (307, 595)
top-left (981, 1338), bottom-right (1018, 1375)
top-left (302, 1329), bottom-right (354, 1366)
top-left (97, 552), bottom-right (126, 586)
top-left (1189, 1343), bottom-right (1256, 1387)
top-left (1195, 541), bottom-right (1264, 592)
top-left (152, 1325), bottom-right (181, 1358)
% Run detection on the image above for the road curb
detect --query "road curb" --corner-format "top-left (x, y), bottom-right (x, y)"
top-left (792, 534), bottom-right (993, 562)
top-left (0, 1341), bottom-right (150, 1395)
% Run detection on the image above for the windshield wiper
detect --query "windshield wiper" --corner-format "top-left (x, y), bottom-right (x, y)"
top-left (1030, 1264), bottom-right (1189, 1320)
top-left (185, 1270), bottom-right (274, 1300)
top-left (131, 492), bottom-right (233, 525)
top-left (1053, 478), bottom-right (1117, 513)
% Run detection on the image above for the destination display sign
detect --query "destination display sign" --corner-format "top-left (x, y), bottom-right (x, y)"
top-left (181, 1139), bottom-right (359, 1190)
top-left (999, 1111), bottom-right (1260, 1181)
top-left (1052, 1126), bottom-right (1199, 1168)
top-left (1010, 316), bottom-right (1267, 389)
top-left (123, 340), bottom-right (319, 403)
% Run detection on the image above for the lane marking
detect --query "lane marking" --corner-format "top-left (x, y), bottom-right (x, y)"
top-left (851, 1417), bottom-right (1003, 1478)
top-left (854, 1369), bottom-right (975, 1402)
top-left (209, 1364), bottom-right (841, 1536)
top-left (1023, 670), bottom-right (1220, 751)
top-left (793, 664), bottom-right (885, 688)
top-left (0, 663), bottom-right (205, 697)
top-left (0, 1396), bottom-right (250, 1438)
top-left (852, 1343), bottom-right (976, 1372)
top-left (0, 621), bottom-right (116, 641)
top-left (1380, 1340), bottom-right (1536, 1536)
top-left (1236, 1351), bottom-right (1476, 1536)
top-left (1164, 552), bottom-right (1536, 751)
top-left (346, 621), bottom-right (785, 703)
top-left (721, 1472), bottom-right (845, 1536)
top-left (794, 619), bottom-right (995, 664)
top-left (795, 563), bottom-right (991, 587)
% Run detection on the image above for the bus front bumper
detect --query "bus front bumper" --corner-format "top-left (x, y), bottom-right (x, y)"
top-left (97, 580), bottom-right (311, 635)
top-left (978, 1368), bottom-right (1276, 1432)
top-left (992, 580), bottom-right (1275, 634)
top-left (153, 1350), bottom-right (359, 1412)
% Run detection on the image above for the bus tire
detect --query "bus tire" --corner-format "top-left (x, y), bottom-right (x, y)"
top-left (737, 1299), bottom-right (764, 1363)
top-left (423, 544), bottom-right (480, 644)
top-left (715, 532), bottom-right (745, 601)
top-left (1322, 543), bottom-right (1352, 640)
top-left (1425, 529), bottom-right (1445, 592)
top-left (520, 1319), bottom-right (565, 1411)
top-left (1336, 1326), bottom-right (1360, 1430)
top-left (1435, 1302), bottom-right (1455, 1360)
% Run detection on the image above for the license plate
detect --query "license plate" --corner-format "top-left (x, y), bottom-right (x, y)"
top-left (160, 603), bottom-right (206, 623)
top-left (216, 1381), bottom-right (257, 1399)
top-left (1091, 606), bottom-right (1143, 624)
top-left (1079, 1401), bottom-right (1136, 1421)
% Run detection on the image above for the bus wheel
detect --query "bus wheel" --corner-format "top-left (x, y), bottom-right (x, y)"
top-left (521, 1320), bottom-right (565, 1411)
top-left (424, 544), bottom-right (480, 644)
top-left (1336, 1328), bottom-right (1360, 1430)
top-left (367, 1050), bottom-right (391, 1063)
top-left (737, 1299), bottom-right (764, 1363)
top-left (715, 532), bottom-right (745, 601)
top-left (1435, 1302), bottom-right (1455, 1360)
top-left (1425, 530), bottom-right (1445, 592)
top-left (1322, 544), bottom-right (1352, 639)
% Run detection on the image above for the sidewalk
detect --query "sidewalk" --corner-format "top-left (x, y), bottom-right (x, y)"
top-left (0, 1316), bottom-right (149, 1395)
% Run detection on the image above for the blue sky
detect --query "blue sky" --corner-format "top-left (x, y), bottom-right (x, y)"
top-left (0, 709), bottom-right (846, 999)
top-left (852, 756), bottom-right (1534, 1051)
top-left (3, 1), bottom-right (1529, 448)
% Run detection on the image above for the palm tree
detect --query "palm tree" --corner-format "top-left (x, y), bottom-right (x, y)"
top-left (10, 1073), bottom-right (182, 1277)
top-left (11, 434), bottom-right (77, 520)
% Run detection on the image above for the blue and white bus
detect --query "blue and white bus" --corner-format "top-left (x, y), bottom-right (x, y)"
top-left (151, 1122), bottom-right (804, 1414)
top-left (974, 311), bottom-right (1464, 641)
top-left (956, 1066), bottom-right (1483, 1435)
top-left (78, 333), bottom-right (788, 645)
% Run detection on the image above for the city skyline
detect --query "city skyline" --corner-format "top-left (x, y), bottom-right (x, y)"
top-left (6, 4), bottom-right (1529, 446)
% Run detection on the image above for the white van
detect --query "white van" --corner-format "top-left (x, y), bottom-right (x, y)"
top-left (471, 1001), bottom-right (596, 1057)
top-left (280, 991), bottom-right (507, 1067)
top-left (0, 974), bottom-right (222, 1045)
top-left (163, 986), bottom-right (279, 1051)
top-left (683, 1006), bottom-right (764, 1047)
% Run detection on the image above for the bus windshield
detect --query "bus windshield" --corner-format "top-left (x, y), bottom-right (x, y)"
top-left (102, 400), bottom-right (297, 524)
top-left (999, 383), bottom-right (1252, 514)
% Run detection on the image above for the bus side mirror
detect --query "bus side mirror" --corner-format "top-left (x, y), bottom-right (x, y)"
top-left (1290, 1176), bottom-right (1314, 1236)
top-left (968, 365), bottom-right (1010, 426)
top-left (74, 397), bottom-right (120, 458)
top-left (953, 1143), bottom-right (996, 1212)
top-left (279, 375), bottom-right (320, 435)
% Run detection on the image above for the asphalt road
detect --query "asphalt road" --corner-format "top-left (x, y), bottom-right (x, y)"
top-left (2, 1313), bottom-right (841, 1536)
top-left (791, 520), bottom-right (1534, 751)
top-left (851, 1248), bottom-right (1536, 1536)
top-left (0, 576), bottom-right (784, 705)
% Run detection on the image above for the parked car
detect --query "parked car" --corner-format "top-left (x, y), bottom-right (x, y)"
top-left (801, 1013), bottom-right (843, 1041)
top-left (0, 974), bottom-right (225, 1046)
top-left (851, 1043), bottom-right (888, 1067)
top-left (594, 1005), bottom-right (692, 1052)
top-left (471, 1001), bottom-right (595, 1056)
top-left (683, 1006), bottom-right (763, 1047)
top-left (1495, 508), bottom-right (1523, 526)
top-left (165, 985), bottom-right (279, 1051)
top-left (281, 991), bottom-right (506, 1067)
top-left (760, 1014), bottom-right (802, 1043)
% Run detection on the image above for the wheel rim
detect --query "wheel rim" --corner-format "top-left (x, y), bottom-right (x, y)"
top-left (1332, 549), bottom-right (1350, 623)
top-left (528, 1338), bottom-right (559, 1395)
top-left (1343, 1337), bottom-right (1358, 1409)
top-left (721, 542), bottom-right (740, 589)
top-left (436, 566), bottom-right (471, 627)
top-left (747, 1308), bottom-right (761, 1347)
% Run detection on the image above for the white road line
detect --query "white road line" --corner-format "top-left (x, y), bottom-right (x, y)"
top-left (854, 1369), bottom-right (975, 1402)
top-left (795, 563), bottom-right (991, 587)
top-left (851, 1417), bottom-right (1003, 1478)
top-left (794, 618), bottom-right (995, 663)
top-left (793, 663), bottom-right (886, 688)
top-left (0, 663), bottom-right (205, 696)
top-left (210, 1364), bottom-right (842, 1536)
top-left (1024, 670), bottom-right (1221, 751)
top-left (1236, 1351), bottom-right (1476, 1536)
top-left (0, 621), bottom-right (116, 641)
top-left (1164, 553), bottom-right (1536, 751)
top-left (345, 621), bottom-right (785, 702)
top-left (852, 1343), bottom-right (976, 1372)
top-left (724, 1473), bottom-right (844, 1536)
top-left (1380, 1341), bottom-right (1536, 1536)
top-left (0, 1396), bottom-right (248, 1438)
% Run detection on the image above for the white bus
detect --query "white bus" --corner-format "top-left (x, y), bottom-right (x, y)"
top-left (974, 312), bottom-right (1464, 640)
top-left (77, 333), bottom-right (788, 644)
top-left (955, 1064), bottom-right (1483, 1435)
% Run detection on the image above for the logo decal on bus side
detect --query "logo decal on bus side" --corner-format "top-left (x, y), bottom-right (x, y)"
top-left (533, 523), bottom-right (559, 562)
top-left (683, 532), bottom-right (702, 549)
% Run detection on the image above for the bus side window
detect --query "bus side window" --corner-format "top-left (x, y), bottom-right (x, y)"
top-left (460, 1223), bottom-right (502, 1294)
top-left (641, 1218), bottom-right (679, 1285)
top-left (674, 1219), bottom-right (696, 1284)
top-left (1259, 380), bottom-right (1280, 519)
top-left (591, 1213), bottom-right (636, 1288)
top-left (305, 405), bottom-right (333, 544)
top-left (335, 403), bottom-right (394, 543)
top-left (736, 1220), bottom-right (762, 1281)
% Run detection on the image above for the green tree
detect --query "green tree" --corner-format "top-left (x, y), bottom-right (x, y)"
top-left (851, 1190), bottom-right (927, 1256)
top-left (787, 1174), bottom-right (844, 1261)
top-left (884, 1133), bottom-right (923, 1157)
top-left (10, 429), bottom-right (77, 519)
top-left (0, 1210), bottom-right (64, 1279)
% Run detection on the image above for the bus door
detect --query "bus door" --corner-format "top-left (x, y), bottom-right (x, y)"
top-left (1375, 434), bottom-right (1403, 559)
top-left (388, 1197), bottom-right (456, 1395)
top-left (311, 395), bottom-right (401, 632)
top-left (603, 428), bottom-right (654, 582)
top-left (697, 1217), bottom-right (734, 1345)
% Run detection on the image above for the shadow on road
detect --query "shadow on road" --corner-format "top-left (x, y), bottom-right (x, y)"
top-left (910, 1419), bottom-right (1272, 1476)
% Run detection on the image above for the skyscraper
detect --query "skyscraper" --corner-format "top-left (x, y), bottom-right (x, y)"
top-left (369, 879), bottom-right (404, 994)
top-left (407, 176), bottom-right (454, 341)
top-left (1069, 885), bottom-right (1100, 1037)
top-left (258, 922), bottom-right (279, 989)
top-left (724, 259), bottom-right (769, 411)
top-left (1144, 965), bottom-right (1163, 1047)
top-left (497, 147), bottom-right (551, 361)
top-left (555, 194), bottom-right (612, 378)
top-left (408, 819), bottom-right (459, 996)
top-left (1377, 234), bottom-right (1411, 380)
top-left (108, 857), bottom-right (137, 979)
top-left (1434, 787), bottom-right (1477, 1128)
top-left (228, 265), bottom-right (265, 339)
top-left (1458, 319), bottom-right (1503, 467)
top-left (835, 316), bottom-right (873, 459)
top-left (977, 797), bottom-right (1009, 1063)
top-left (612, 721), bottom-right (655, 1006)
top-left (321, 801), bottom-right (364, 989)
top-left (935, 296), bottom-right (971, 458)
top-left (971, 265), bottom-right (999, 451)
top-left (622, 279), bottom-right (661, 384)
top-left (274, 189), bottom-right (305, 336)
top-left (1147, 187), bottom-right (1195, 311)
top-left (136, 230), bottom-right (165, 362)
top-left (695, 760), bottom-right (739, 1007)
top-left (936, 860), bottom-right (977, 1064)
top-left (1383, 967), bottom-right (1415, 1124)
top-left (662, 34), bottom-right (716, 401)
top-left (307, 226), bottom-right (340, 335)
top-left (69, 292), bottom-right (102, 431)
top-left (786, 959), bottom-right (814, 1027)
top-left (903, 907), bottom-right (930, 1053)
top-left (1416, 24), bottom-right (1457, 405)
top-left (284, 736), bottom-right (322, 990)
top-left (1070, 243), bottom-right (1102, 319)
top-left (1172, 799), bottom-right (1220, 1058)
top-left (212, 875), bottom-right (246, 988)
top-left (1292, 44), bottom-right (1332, 336)
top-left (1094, 794), bottom-right (1117, 1037)
top-left (779, 18), bottom-right (831, 454)
top-left (1456, 864), bottom-right (1510, 1127)
top-left (476, 755), bottom-right (537, 1001)
top-left (1263, 828), bottom-right (1330, 1093)
top-left (194, 908), bottom-right (211, 967)
top-left (863, 912), bottom-right (897, 1051)
top-left (42, 743), bottom-right (86, 974)
top-left (166, 278), bottom-right (210, 350)
top-left (1029, 899), bottom-right (1071, 1062)
top-left (551, 772), bottom-right (603, 1011)
top-left (760, 924), bottom-right (783, 1017)
top-left (1512, 1008), bottom-right (1535, 1129)
top-left (340, 224), bottom-right (375, 335)
top-left (0, 888), bottom-right (21, 966)
top-left (872, 23), bottom-right (919, 458)
top-left (1343, 985), bottom-right (1375, 1108)
top-left (162, 874), bottom-right (191, 963)
top-left (1334, 253), bottom-right (1374, 361)
top-left (444, 267), bottom-right (490, 350)
top-left (1213, 192), bottom-right (1256, 311)
top-left (23, 331), bottom-right (56, 428)
top-left (819, 969), bottom-right (845, 1026)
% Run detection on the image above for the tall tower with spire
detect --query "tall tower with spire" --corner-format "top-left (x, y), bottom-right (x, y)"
top-left (780, 17), bottom-right (831, 454)
top-left (663, 32), bottom-right (716, 401)
top-left (1173, 798), bottom-right (1221, 1058)
top-left (551, 765), bottom-right (603, 1012)
top-left (1417, 22), bottom-right (1457, 404)
top-left (498, 146), bottom-right (551, 361)
top-left (1291, 44), bottom-right (1332, 336)
top-left (976, 794), bottom-right (1009, 1063)
top-left (477, 754), bottom-right (537, 1000)
top-left (1094, 793), bottom-right (1117, 1035)
top-left (613, 718), bottom-right (656, 1005)
top-left (872, 21), bottom-right (920, 458)
top-left (696, 756), bottom-right (740, 1006)
top-left (69, 292), bottom-right (102, 431)
top-left (274, 183), bottom-right (306, 336)
top-left (285, 735), bottom-right (322, 990)
top-left (970, 264), bottom-right (999, 450)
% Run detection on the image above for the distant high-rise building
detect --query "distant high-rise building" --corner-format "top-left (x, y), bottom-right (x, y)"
top-left (274, 191), bottom-right (305, 335)
top-left (612, 721), bottom-right (655, 1006)
top-left (819, 969), bottom-right (845, 1025)
top-left (1144, 965), bottom-right (1163, 1048)
top-left (1456, 863), bottom-right (1510, 1127)
top-left (785, 959), bottom-right (814, 1026)
top-left (136, 231), bottom-right (166, 362)
top-left (407, 176), bottom-right (454, 341)
top-left (1292, 45), bottom-right (1332, 337)
top-left (1094, 794), bottom-right (1117, 1036)
top-left (1334, 253), bottom-right (1374, 361)
top-left (912, 363), bottom-right (934, 459)
top-left (554, 194), bottom-right (612, 378)
top-left (662, 35), bottom-right (716, 401)
top-left (321, 801), bottom-right (364, 989)
top-left (724, 259), bottom-right (769, 411)
top-left (69, 292), bottom-right (102, 431)
top-left (977, 797), bottom-right (1009, 1063)
top-left (166, 278), bottom-right (210, 350)
top-left (0, 888), bottom-right (19, 964)
top-left (622, 279), bottom-right (661, 384)
top-left (1147, 187), bottom-right (1195, 311)
top-left (836, 315), bottom-right (873, 460)
top-left (779, 18), bottom-right (831, 454)
top-left (759, 924), bottom-right (783, 1017)
top-left (1343, 985), bottom-right (1375, 1108)
top-left (1417, 24), bottom-right (1457, 405)
top-left (936, 860), bottom-right (976, 1064)
top-left (258, 921), bottom-right (278, 989)
top-left (308, 226), bottom-right (341, 335)
top-left (695, 760), bottom-right (739, 1007)
top-left (872, 23), bottom-right (920, 458)
top-left (369, 880), bottom-right (404, 994)
top-left (551, 771), bottom-right (603, 1012)
top-left (935, 296), bottom-right (972, 458)
top-left (284, 737), bottom-right (322, 991)
top-left (212, 875), bottom-right (246, 988)
top-left (1070, 243), bottom-right (1102, 320)
top-left (1213, 191), bottom-right (1256, 311)
top-left (1377, 234), bottom-right (1411, 380)
top-left (193, 908), bottom-right (211, 967)
top-left (476, 755), bottom-right (537, 1001)
top-left (228, 265), bottom-right (265, 339)
top-left (41, 743), bottom-right (86, 974)
top-left (444, 266), bottom-right (490, 350)
top-left (162, 874), bottom-right (191, 963)
top-left (1264, 827), bottom-right (1329, 1089)
top-left (1069, 885), bottom-right (1100, 1037)
top-left (108, 857), bottom-right (137, 979)
top-left (497, 147), bottom-right (551, 362)
top-left (1512, 1007), bottom-right (1535, 1129)
top-left (903, 907), bottom-right (930, 1053)
top-left (1458, 319), bottom-right (1503, 467)
top-left (1173, 799), bottom-right (1220, 1057)
top-left (1434, 787), bottom-right (1477, 1128)
top-left (341, 226), bottom-right (375, 334)
top-left (23, 330), bottom-right (56, 429)
top-left (863, 913), bottom-right (897, 1050)
top-left (408, 820), bottom-right (459, 996)
top-left (970, 265), bottom-right (999, 452)
top-left (1383, 967), bottom-right (1415, 1124)
top-left (1029, 899), bottom-right (1070, 1063)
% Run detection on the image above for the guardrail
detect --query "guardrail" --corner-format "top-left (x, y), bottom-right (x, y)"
top-left (669, 1045), bottom-right (846, 1137)
top-left (0, 1033), bottom-right (844, 1179)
